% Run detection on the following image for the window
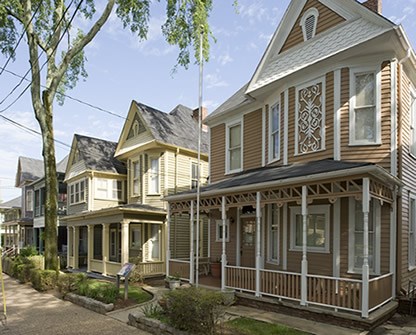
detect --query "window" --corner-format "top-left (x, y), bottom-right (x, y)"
top-left (216, 220), bottom-right (230, 242)
top-left (93, 225), bottom-right (103, 260)
top-left (95, 178), bottom-right (123, 200)
top-left (409, 197), bottom-right (416, 269)
top-left (26, 190), bottom-right (33, 212)
top-left (132, 161), bottom-right (140, 196)
top-left (410, 89), bottom-right (416, 156)
top-left (191, 162), bottom-right (199, 189)
top-left (130, 225), bottom-right (142, 250)
top-left (149, 157), bottom-right (159, 194)
top-left (69, 180), bottom-right (85, 204)
top-left (34, 190), bottom-right (41, 216)
top-left (350, 68), bottom-right (380, 145)
top-left (349, 198), bottom-right (380, 274)
top-left (300, 8), bottom-right (319, 41)
top-left (296, 78), bottom-right (325, 154)
top-left (109, 223), bottom-right (121, 263)
top-left (269, 103), bottom-right (280, 161)
top-left (226, 122), bottom-right (242, 173)
top-left (149, 224), bottom-right (160, 260)
top-left (268, 204), bottom-right (279, 263)
top-left (290, 205), bottom-right (330, 252)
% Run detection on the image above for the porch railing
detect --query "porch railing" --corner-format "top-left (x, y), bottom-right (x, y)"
top-left (136, 261), bottom-right (165, 276)
top-left (169, 259), bottom-right (190, 281)
top-left (369, 273), bottom-right (393, 312)
top-left (306, 274), bottom-right (362, 312)
top-left (225, 265), bottom-right (256, 293)
top-left (260, 269), bottom-right (301, 301)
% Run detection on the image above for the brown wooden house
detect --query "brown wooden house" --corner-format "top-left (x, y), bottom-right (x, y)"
top-left (165, 0), bottom-right (416, 320)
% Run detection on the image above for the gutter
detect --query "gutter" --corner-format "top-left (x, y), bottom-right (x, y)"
top-left (165, 165), bottom-right (401, 202)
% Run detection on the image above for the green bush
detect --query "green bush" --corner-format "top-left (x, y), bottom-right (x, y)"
top-left (57, 273), bottom-right (86, 297)
top-left (16, 263), bottom-right (35, 283)
top-left (162, 287), bottom-right (225, 335)
top-left (30, 269), bottom-right (58, 291)
top-left (2, 257), bottom-right (15, 275)
top-left (19, 245), bottom-right (38, 258)
top-left (75, 279), bottom-right (119, 304)
top-left (29, 255), bottom-right (44, 270)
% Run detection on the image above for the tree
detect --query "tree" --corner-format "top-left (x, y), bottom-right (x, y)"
top-left (0, 0), bottom-right (213, 270)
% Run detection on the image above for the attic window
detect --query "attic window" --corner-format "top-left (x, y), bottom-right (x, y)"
top-left (127, 117), bottom-right (146, 139)
top-left (300, 8), bottom-right (319, 41)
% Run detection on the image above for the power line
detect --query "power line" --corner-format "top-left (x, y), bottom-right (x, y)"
top-left (0, 2), bottom-right (43, 77)
top-left (0, 0), bottom-right (76, 109)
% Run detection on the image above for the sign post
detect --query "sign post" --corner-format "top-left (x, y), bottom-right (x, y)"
top-left (116, 263), bottom-right (135, 301)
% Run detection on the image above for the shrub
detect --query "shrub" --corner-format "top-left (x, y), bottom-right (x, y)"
top-left (30, 269), bottom-right (58, 291)
top-left (19, 245), bottom-right (38, 258)
top-left (16, 263), bottom-right (35, 283)
top-left (29, 255), bottom-right (45, 270)
top-left (57, 273), bottom-right (86, 297)
top-left (2, 257), bottom-right (15, 275)
top-left (162, 287), bottom-right (226, 335)
top-left (75, 279), bottom-right (119, 304)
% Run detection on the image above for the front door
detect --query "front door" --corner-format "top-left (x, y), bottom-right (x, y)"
top-left (241, 217), bottom-right (256, 267)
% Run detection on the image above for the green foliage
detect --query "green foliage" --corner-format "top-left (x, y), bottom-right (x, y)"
top-left (57, 272), bottom-right (86, 296)
top-left (162, 287), bottom-right (225, 335)
top-left (16, 262), bottom-right (35, 283)
top-left (19, 245), bottom-right (38, 258)
top-left (1, 257), bottom-right (14, 276)
top-left (142, 303), bottom-right (165, 320)
top-left (30, 269), bottom-right (58, 291)
top-left (76, 279), bottom-right (120, 304)
top-left (224, 317), bottom-right (310, 335)
top-left (115, 0), bottom-right (150, 38)
top-left (120, 285), bottom-right (152, 304)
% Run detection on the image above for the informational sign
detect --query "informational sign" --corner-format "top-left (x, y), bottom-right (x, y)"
top-left (117, 263), bottom-right (135, 277)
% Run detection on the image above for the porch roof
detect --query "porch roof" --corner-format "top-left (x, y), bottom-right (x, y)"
top-left (166, 159), bottom-right (400, 202)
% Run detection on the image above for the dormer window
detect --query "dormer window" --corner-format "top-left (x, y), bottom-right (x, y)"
top-left (300, 8), bottom-right (319, 41)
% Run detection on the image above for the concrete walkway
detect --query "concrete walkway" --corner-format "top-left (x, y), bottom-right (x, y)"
top-left (0, 274), bottom-right (150, 335)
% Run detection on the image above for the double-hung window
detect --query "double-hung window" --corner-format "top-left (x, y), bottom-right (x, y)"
top-left (349, 197), bottom-right (380, 274)
top-left (290, 205), bottom-right (330, 252)
top-left (132, 160), bottom-right (140, 196)
top-left (149, 224), bottom-right (160, 260)
top-left (410, 89), bottom-right (416, 156)
top-left (26, 190), bottom-right (33, 212)
top-left (149, 157), bottom-right (159, 194)
top-left (227, 122), bottom-right (242, 173)
top-left (350, 68), bottom-right (380, 145)
top-left (269, 103), bottom-right (280, 161)
top-left (191, 162), bottom-right (199, 189)
top-left (409, 196), bottom-right (416, 269)
top-left (69, 180), bottom-right (85, 204)
top-left (216, 220), bottom-right (230, 242)
top-left (95, 178), bottom-right (123, 200)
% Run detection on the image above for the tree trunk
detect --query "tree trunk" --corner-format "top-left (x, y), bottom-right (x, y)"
top-left (39, 91), bottom-right (58, 271)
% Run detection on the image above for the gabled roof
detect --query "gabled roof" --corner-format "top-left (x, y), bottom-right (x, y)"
top-left (56, 156), bottom-right (69, 174)
top-left (15, 156), bottom-right (44, 187)
top-left (0, 196), bottom-right (21, 209)
top-left (116, 101), bottom-right (209, 157)
top-left (246, 0), bottom-right (395, 94)
top-left (73, 134), bottom-right (127, 174)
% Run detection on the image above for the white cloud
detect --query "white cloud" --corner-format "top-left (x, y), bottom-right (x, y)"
top-left (218, 51), bottom-right (233, 66)
top-left (205, 73), bottom-right (228, 89)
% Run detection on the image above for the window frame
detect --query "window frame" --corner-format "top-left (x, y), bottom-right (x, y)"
top-left (267, 204), bottom-right (280, 264)
top-left (216, 219), bottom-right (230, 243)
top-left (290, 204), bottom-right (330, 253)
top-left (130, 224), bottom-right (143, 251)
top-left (269, 101), bottom-right (281, 163)
top-left (348, 197), bottom-right (381, 275)
top-left (409, 195), bottom-right (416, 270)
top-left (68, 179), bottom-right (86, 205)
top-left (226, 120), bottom-right (243, 174)
top-left (26, 189), bottom-right (33, 212)
top-left (190, 161), bottom-right (199, 190)
top-left (410, 87), bottom-right (416, 157)
top-left (148, 224), bottom-right (161, 261)
top-left (148, 156), bottom-right (160, 195)
top-left (300, 7), bottom-right (319, 41)
top-left (132, 160), bottom-right (140, 197)
top-left (349, 66), bottom-right (381, 146)
top-left (95, 178), bottom-right (124, 201)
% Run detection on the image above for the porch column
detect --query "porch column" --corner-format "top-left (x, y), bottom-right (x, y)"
top-left (301, 185), bottom-right (308, 306)
top-left (255, 192), bottom-right (262, 297)
top-left (221, 196), bottom-right (227, 291)
top-left (17, 224), bottom-right (21, 252)
top-left (12, 225), bottom-right (16, 247)
top-left (73, 226), bottom-right (79, 269)
top-left (102, 223), bottom-right (109, 276)
top-left (166, 205), bottom-right (171, 277)
top-left (87, 225), bottom-right (93, 272)
top-left (236, 208), bottom-right (241, 267)
top-left (190, 201), bottom-right (195, 284)
top-left (121, 220), bottom-right (129, 265)
top-left (390, 189), bottom-right (397, 299)
top-left (66, 227), bottom-right (70, 268)
top-left (361, 178), bottom-right (370, 318)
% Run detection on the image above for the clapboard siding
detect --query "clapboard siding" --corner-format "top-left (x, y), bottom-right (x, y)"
top-left (243, 109), bottom-right (263, 170)
top-left (210, 124), bottom-right (226, 183)
top-left (280, 0), bottom-right (345, 53)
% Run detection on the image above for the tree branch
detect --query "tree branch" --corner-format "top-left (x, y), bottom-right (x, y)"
top-left (5, 7), bottom-right (24, 25)
top-left (49, 0), bottom-right (115, 97)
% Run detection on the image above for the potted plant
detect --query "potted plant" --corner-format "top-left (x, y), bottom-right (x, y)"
top-left (166, 273), bottom-right (181, 290)
top-left (210, 258), bottom-right (221, 278)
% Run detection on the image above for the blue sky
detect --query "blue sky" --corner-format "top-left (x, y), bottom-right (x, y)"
top-left (0, 0), bottom-right (415, 201)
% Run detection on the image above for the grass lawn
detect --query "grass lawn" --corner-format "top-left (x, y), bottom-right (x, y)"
top-left (223, 317), bottom-right (311, 335)
top-left (120, 285), bottom-right (152, 304)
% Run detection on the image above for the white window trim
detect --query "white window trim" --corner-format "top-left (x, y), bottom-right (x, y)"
top-left (131, 159), bottom-right (140, 197)
top-left (215, 219), bottom-right (230, 242)
top-left (349, 66), bottom-right (381, 146)
top-left (148, 224), bottom-right (161, 261)
top-left (190, 161), bottom-right (200, 190)
top-left (95, 178), bottom-right (124, 201)
top-left (290, 204), bottom-right (330, 253)
top-left (268, 101), bottom-right (281, 163)
top-left (300, 7), bottom-right (319, 41)
top-left (409, 194), bottom-right (416, 270)
top-left (130, 224), bottom-right (143, 251)
top-left (295, 77), bottom-right (326, 156)
top-left (348, 197), bottom-right (381, 275)
top-left (148, 156), bottom-right (160, 195)
top-left (26, 189), bottom-right (33, 212)
top-left (69, 179), bottom-right (86, 205)
top-left (225, 119), bottom-right (243, 174)
top-left (410, 86), bottom-right (416, 157)
top-left (267, 204), bottom-right (280, 264)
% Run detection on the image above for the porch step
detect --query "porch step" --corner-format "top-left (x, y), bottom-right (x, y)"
top-left (235, 292), bottom-right (398, 331)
